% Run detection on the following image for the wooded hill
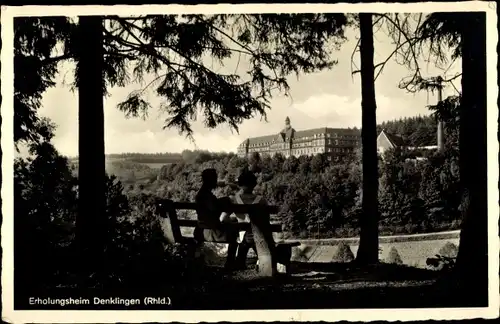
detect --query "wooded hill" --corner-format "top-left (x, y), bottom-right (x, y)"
top-left (68, 114), bottom-right (437, 163)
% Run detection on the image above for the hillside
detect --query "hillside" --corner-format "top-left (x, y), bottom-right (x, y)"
top-left (67, 115), bottom-right (439, 165)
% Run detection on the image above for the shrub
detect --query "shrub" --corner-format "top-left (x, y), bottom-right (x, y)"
top-left (438, 242), bottom-right (459, 258)
top-left (292, 246), bottom-right (315, 262)
top-left (386, 247), bottom-right (403, 265)
top-left (426, 255), bottom-right (456, 272)
top-left (332, 241), bottom-right (354, 262)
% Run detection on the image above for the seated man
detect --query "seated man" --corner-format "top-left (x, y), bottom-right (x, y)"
top-left (221, 169), bottom-right (273, 269)
top-left (194, 168), bottom-right (239, 269)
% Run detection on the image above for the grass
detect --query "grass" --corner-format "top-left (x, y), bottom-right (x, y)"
top-left (15, 259), bottom-right (484, 310)
top-left (175, 261), bottom-right (478, 310)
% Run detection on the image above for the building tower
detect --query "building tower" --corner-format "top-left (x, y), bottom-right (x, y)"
top-left (279, 116), bottom-right (295, 157)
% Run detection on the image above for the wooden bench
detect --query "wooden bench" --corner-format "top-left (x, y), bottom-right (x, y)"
top-left (154, 199), bottom-right (300, 277)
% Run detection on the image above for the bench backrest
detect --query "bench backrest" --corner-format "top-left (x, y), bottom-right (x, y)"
top-left (172, 201), bottom-right (279, 214)
top-left (155, 199), bottom-right (282, 244)
top-left (156, 199), bottom-right (183, 244)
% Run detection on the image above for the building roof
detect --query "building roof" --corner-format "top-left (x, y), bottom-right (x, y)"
top-left (381, 130), bottom-right (406, 147)
top-left (240, 126), bottom-right (361, 147)
top-left (246, 134), bottom-right (279, 146)
top-left (295, 127), bottom-right (360, 139)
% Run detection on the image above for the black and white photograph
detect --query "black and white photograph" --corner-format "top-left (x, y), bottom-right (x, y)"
top-left (1, 2), bottom-right (498, 322)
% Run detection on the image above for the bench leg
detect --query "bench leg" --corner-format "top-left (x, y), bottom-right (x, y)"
top-left (282, 261), bottom-right (291, 275)
top-left (236, 242), bottom-right (253, 268)
top-left (249, 219), bottom-right (277, 277)
top-left (280, 246), bottom-right (293, 275)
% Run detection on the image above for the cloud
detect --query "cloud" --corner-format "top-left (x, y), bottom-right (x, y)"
top-left (35, 25), bottom-right (460, 157)
top-left (291, 91), bottom-right (434, 128)
top-left (38, 71), bottom-right (440, 156)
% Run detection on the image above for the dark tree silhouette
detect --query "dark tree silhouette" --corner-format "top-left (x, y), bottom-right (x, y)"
top-left (15, 14), bottom-right (348, 282)
top-left (392, 12), bottom-right (488, 304)
top-left (355, 13), bottom-right (379, 264)
top-left (74, 16), bottom-right (108, 278)
top-left (13, 17), bottom-right (73, 145)
top-left (454, 12), bottom-right (488, 305)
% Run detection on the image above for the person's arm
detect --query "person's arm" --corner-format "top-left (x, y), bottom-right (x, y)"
top-left (258, 197), bottom-right (271, 222)
top-left (259, 197), bottom-right (269, 206)
top-left (220, 196), bottom-right (236, 223)
top-left (195, 192), bottom-right (222, 227)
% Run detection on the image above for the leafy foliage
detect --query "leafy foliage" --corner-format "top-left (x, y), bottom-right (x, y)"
top-left (14, 125), bottom-right (210, 290)
top-left (427, 95), bottom-right (460, 148)
top-left (107, 14), bottom-right (347, 137)
top-left (414, 13), bottom-right (464, 64)
top-left (377, 115), bottom-right (437, 147)
top-left (139, 147), bottom-right (460, 239)
top-left (15, 107), bottom-right (463, 291)
top-left (13, 17), bottom-right (73, 145)
top-left (15, 13), bottom-right (348, 144)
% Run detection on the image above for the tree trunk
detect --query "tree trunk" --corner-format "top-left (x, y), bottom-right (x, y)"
top-left (454, 12), bottom-right (488, 305)
top-left (437, 85), bottom-right (445, 151)
top-left (75, 16), bottom-right (107, 284)
top-left (356, 13), bottom-right (380, 265)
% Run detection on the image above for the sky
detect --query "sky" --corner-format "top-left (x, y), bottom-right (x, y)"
top-left (37, 17), bottom-right (461, 157)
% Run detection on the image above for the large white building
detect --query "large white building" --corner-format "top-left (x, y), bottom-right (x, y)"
top-left (237, 117), bottom-right (361, 159)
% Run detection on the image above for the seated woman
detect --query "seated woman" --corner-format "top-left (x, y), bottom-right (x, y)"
top-left (194, 168), bottom-right (239, 269)
top-left (221, 169), bottom-right (272, 269)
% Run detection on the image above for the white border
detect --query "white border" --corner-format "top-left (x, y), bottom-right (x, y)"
top-left (1, 2), bottom-right (499, 323)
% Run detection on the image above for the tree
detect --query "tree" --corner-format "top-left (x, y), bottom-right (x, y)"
top-left (454, 12), bottom-right (488, 304)
top-left (428, 95), bottom-right (460, 149)
top-left (310, 153), bottom-right (327, 173)
top-left (349, 13), bottom-right (429, 263)
top-left (74, 16), bottom-right (107, 278)
top-left (15, 14), bottom-right (348, 280)
top-left (13, 17), bottom-right (73, 146)
top-left (392, 12), bottom-right (488, 303)
top-left (248, 151), bottom-right (262, 172)
top-left (14, 119), bottom-right (78, 291)
top-left (355, 13), bottom-right (379, 264)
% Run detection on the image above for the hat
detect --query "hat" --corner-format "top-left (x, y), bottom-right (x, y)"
top-left (201, 168), bottom-right (217, 183)
top-left (238, 170), bottom-right (257, 188)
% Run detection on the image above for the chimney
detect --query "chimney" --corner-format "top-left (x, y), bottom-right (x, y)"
top-left (436, 80), bottom-right (445, 152)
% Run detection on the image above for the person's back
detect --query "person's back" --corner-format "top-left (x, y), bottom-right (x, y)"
top-left (194, 168), bottom-right (239, 269)
top-left (227, 170), bottom-right (274, 268)
top-left (195, 184), bottom-right (222, 230)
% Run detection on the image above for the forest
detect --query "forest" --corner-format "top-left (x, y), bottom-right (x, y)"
top-left (15, 110), bottom-right (461, 295)
top-left (65, 113), bottom-right (460, 239)
top-left (84, 113), bottom-right (440, 167)
top-left (12, 11), bottom-right (487, 309)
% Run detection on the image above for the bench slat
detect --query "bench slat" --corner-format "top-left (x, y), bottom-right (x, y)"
top-left (276, 241), bottom-right (301, 247)
top-left (171, 201), bottom-right (279, 214)
top-left (175, 219), bottom-right (283, 233)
